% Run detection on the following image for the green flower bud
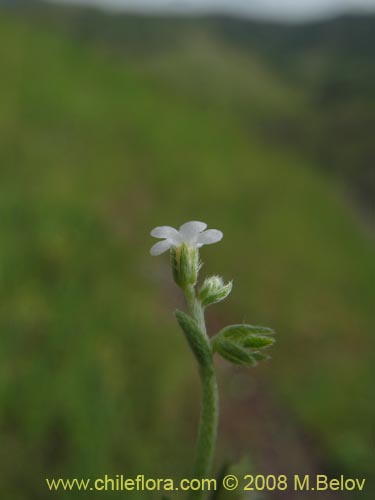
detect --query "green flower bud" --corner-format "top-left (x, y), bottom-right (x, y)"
top-left (198, 275), bottom-right (232, 307)
top-left (170, 243), bottom-right (200, 288)
top-left (211, 324), bottom-right (275, 367)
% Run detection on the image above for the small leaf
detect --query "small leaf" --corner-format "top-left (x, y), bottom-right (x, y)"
top-left (251, 351), bottom-right (271, 362)
top-left (221, 324), bottom-right (275, 343)
top-left (214, 338), bottom-right (257, 366)
top-left (242, 335), bottom-right (275, 349)
top-left (175, 310), bottom-right (212, 365)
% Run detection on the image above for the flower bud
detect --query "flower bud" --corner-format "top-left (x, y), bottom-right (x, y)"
top-left (198, 275), bottom-right (232, 307)
top-left (170, 243), bottom-right (200, 288)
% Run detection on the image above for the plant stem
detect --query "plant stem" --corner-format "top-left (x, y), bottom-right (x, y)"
top-left (184, 285), bottom-right (219, 500)
top-left (193, 365), bottom-right (218, 481)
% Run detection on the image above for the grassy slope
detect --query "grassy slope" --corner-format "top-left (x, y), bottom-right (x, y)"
top-left (0, 13), bottom-right (374, 498)
top-left (37, 6), bottom-right (375, 211)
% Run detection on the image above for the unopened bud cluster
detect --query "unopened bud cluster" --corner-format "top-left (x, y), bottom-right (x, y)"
top-left (198, 275), bottom-right (232, 307)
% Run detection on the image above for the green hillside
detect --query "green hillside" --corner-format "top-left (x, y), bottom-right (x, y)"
top-left (20, 4), bottom-right (375, 212)
top-left (0, 9), bottom-right (374, 499)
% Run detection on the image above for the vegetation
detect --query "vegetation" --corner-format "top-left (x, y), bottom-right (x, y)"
top-left (16, 3), bottom-right (375, 211)
top-left (0, 4), bottom-right (374, 499)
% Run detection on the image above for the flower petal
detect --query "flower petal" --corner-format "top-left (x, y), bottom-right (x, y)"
top-left (179, 221), bottom-right (207, 243)
top-left (150, 226), bottom-right (181, 245)
top-left (150, 239), bottom-right (173, 256)
top-left (196, 229), bottom-right (223, 246)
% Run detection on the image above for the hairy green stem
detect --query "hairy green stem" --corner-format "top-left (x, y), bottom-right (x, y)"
top-left (184, 285), bottom-right (219, 500)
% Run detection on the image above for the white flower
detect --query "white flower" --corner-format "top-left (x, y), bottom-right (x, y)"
top-left (150, 221), bottom-right (223, 256)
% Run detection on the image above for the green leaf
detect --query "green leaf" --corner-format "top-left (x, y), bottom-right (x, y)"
top-left (175, 310), bottom-right (212, 365)
top-left (242, 335), bottom-right (275, 349)
top-left (214, 338), bottom-right (257, 366)
top-left (220, 324), bottom-right (275, 343)
top-left (251, 351), bottom-right (271, 362)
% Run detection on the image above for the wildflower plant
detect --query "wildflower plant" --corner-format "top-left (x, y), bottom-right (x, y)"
top-left (150, 221), bottom-right (275, 499)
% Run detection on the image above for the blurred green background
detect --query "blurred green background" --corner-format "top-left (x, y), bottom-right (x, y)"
top-left (0, 1), bottom-right (374, 499)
